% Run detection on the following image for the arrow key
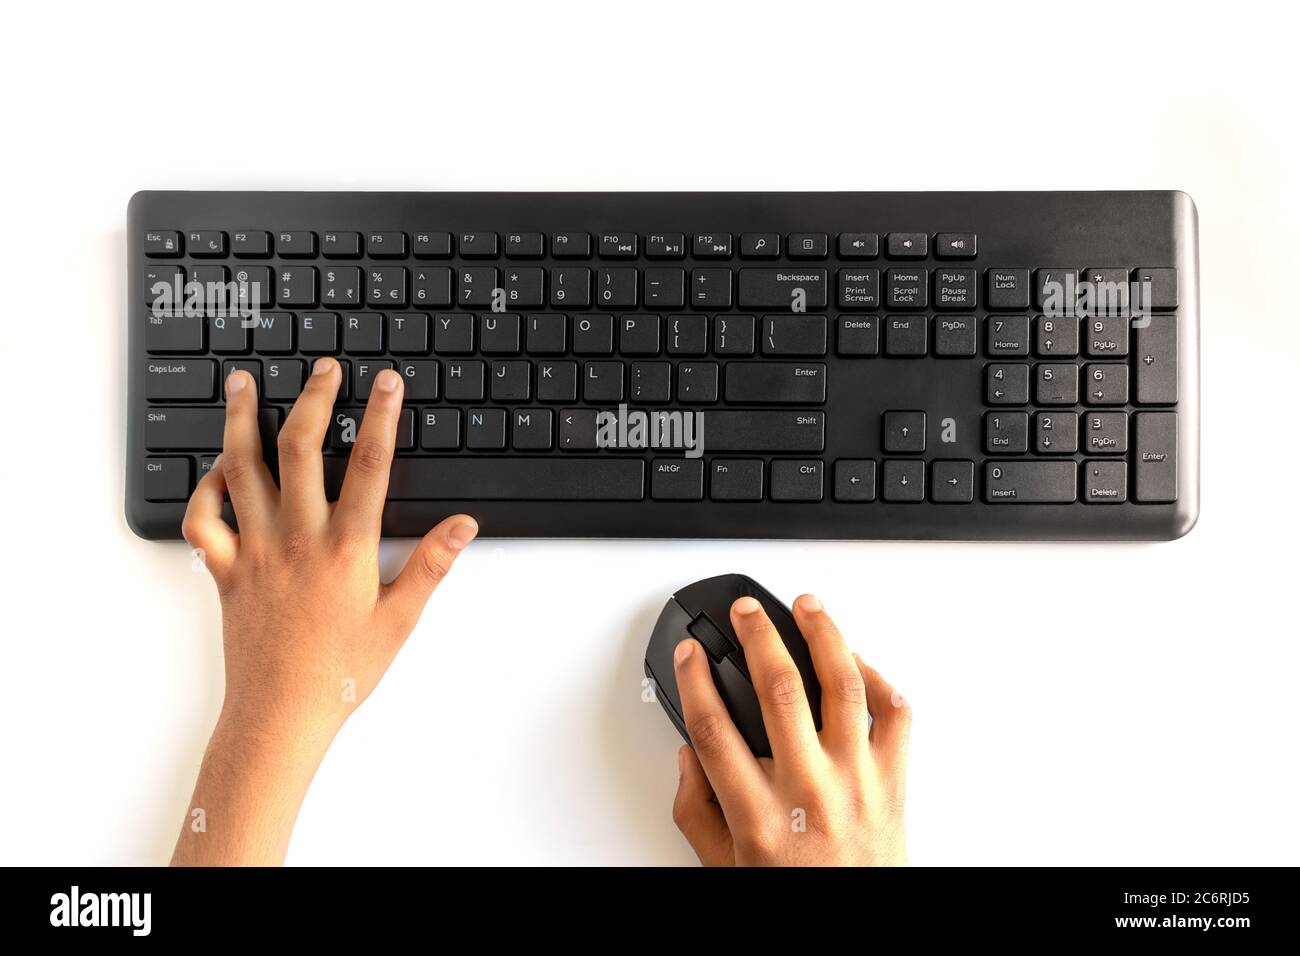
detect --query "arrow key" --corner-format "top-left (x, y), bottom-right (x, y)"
top-left (833, 459), bottom-right (877, 502)
top-left (883, 410), bottom-right (926, 453)
top-left (930, 460), bottom-right (974, 503)
top-left (882, 460), bottom-right (925, 502)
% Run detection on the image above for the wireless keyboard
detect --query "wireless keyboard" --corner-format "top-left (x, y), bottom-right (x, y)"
top-left (126, 191), bottom-right (1199, 541)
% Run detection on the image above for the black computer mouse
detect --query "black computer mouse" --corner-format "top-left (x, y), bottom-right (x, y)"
top-left (644, 573), bottom-right (822, 758)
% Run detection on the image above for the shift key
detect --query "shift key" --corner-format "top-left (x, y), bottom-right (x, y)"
top-left (701, 410), bottom-right (825, 452)
top-left (739, 268), bottom-right (827, 310)
top-left (145, 406), bottom-right (281, 450)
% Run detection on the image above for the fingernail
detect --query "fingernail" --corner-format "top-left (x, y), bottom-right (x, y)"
top-left (674, 639), bottom-right (694, 665)
top-left (445, 518), bottom-right (478, 550)
top-left (376, 369), bottom-right (401, 392)
top-left (225, 370), bottom-right (248, 395)
top-left (796, 593), bottom-right (822, 612)
top-left (677, 747), bottom-right (687, 775)
top-left (733, 596), bottom-right (761, 616)
top-left (312, 357), bottom-right (336, 376)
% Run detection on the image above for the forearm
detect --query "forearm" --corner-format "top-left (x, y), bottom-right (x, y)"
top-left (171, 706), bottom-right (337, 866)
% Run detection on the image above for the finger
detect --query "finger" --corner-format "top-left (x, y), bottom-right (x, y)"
top-left (672, 746), bottom-right (734, 866)
top-left (333, 368), bottom-right (403, 542)
top-left (792, 594), bottom-right (869, 758)
top-left (855, 654), bottom-right (913, 767)
top-left (180, 455), bottom-right (237, 579)
top-left (730, 596), bottom-right (822, 769)
top-left (275, 357), bottom-right (341, 528)
top-left (380, 514), bottom-right (478, 633)
top-left (220, 370), bottom-right (278, 535)
top-left (673, 638), bottom-right (768, 825)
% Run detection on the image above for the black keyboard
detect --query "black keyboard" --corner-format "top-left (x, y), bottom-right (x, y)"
top-left (127, 191), bottom-right (1199, 541)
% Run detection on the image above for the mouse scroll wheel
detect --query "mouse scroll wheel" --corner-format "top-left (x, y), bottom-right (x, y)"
top-left (688, 613), bottom-right (737, 662)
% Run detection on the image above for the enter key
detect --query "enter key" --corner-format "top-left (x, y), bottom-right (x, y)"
top-left (1135, 412), bottom-right (1178, 502)
top-left (724, 363), bottom-right (827, 404)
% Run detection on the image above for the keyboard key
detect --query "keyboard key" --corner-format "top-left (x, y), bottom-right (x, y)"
top-left (537, 361), bottom-right (578, 402)
top-left (559, 408), bottom-right (600, 450)
top-left (1132, 267), bottom-right (1178, 311)
top-left (367, 232), bottom-right (407, 258)
top-left (458, 267), bottom-right (497, 307)
top-left (459, 232), bottom-right (499, 258)
top-left (838, 269), bottom-right (880, 309)
top-left (771, 460), bottom-right (823, 501)
top-left (420, 408), bottom-right (461, 450)
top-left (693, 233), bottom-right (732, 258)
top-left (984, 411), bottom-right (1027, 454)
top-left (884, 268), bottom-right (927, 309)
top-left (143, 264), bottom-right (183, 305)
top-left (984, 460), bottom-right (1077, 503)
top-left (934, 268), bottom-right (976, 310)
top-left (933, 315), bottom-right (975, 357)
top-left (1135, 315), bottom-right (1177, 404)
top-left (145, 359), bottom-right (217, 401)
top-left (1135, 412), bottom-right (1178, 502)
top-left (444, 361), bottom-right (486, 401)
top-left (397, 360), bottom-right (439, 401)
top-left (321, 266), bottom-right (362, 307)
top-left (325, 456), bottom-right (646, 500)
top-left (491, 361), bottom-right (531, 401)
top-left (1084, 363), bottom-right (1128, 405)
top-left (1082, 461), bottom-right (1127, 503)
top-left (676, 362), bottom-right (718, 403)
top-left (690, 269), bottom-right (732, 309)
top-left (551, 268), bottom-right (591, 308)
top-left (883, 411), bottom-right (926, 454)
top-left (343, 312), bottom-right (384, 354)
top-left (583, 361), bottom-right (624, 401)
top-left (652, 459), bottom-right (704, 500)
top-left (551, 232), bottom-right (591, 258)
top-left (1034, 268), bottom-right (1077, 313)
top-left (466, 408), bottom-right (507, 449)
top-left (1035, 363), bottom-right (1079, 405)
top-left (1080, 267), bottom-right (1130, 315)
top-left (144, 231), bottom-right (183, 257)
top-left (930, 460), bottom-right (974, 502)
top-left (699, 410), bottom-right (824, 452)
top-left (644, 268), bottom-right (685, 309)
top-left (599, 233), bottom-right (638, 258)
top-left (710, 459), bottom-right (763, 501)
top-left (413, 232), bottom-right (453, 258)
top-left (646, 234), bottom-right (686, 259)
top-left (504, 267), bottom-right (545, 308)
top-left (987, 363), bottom-right (1030, 404)
top-left (760, 315), bottom-right (827, 356)
top-left (788, 233), bottom-right (828, 259)
top-left (188, 231), bottom-right (227, 257)
top-left (620, 314), bottom-right (661, 355)
top-left (321, 231), bottom-right (361, 258)
top-left (389, 312), bottom-right (430, 354)
top-left (222, 359), bottom-right (261, 394)
top-left (144, 406), bottom-right (280, 451)
top-left (1083, 411), bottom-right (1128, 454)
top-left (353, 360), bottom-right (395, 401)
top-left (666, 314), bottom-right (708, 355)
top-left (1085, 315), bottom-right (1129, 357)
top-left (886, 233), bottom-right (927, 258)
top-left (253, 312), bottom-right (294, 354)
top-left (881, 460), bottom-right (925, 501)
top-left (505, 232), bottom-right (545, 258)
top-left (573, 314), bottom-right (614, 354)
top-left (987, 268), bottom-right (1030, 310)
top-left (935, 234), bottom-right (977, 259)
top-left (725, 363), bottom-right (826, 404)
top-left (265, 359), bottom-right (306, 401)
top-left (833, 459), bottom-right (876, 502)
top-left (512, 409), bottom-right (553, 450)
top-left (276, 267), bottom-right (317, 307)
top-left (480, 314), bottom-right (521, 354)
top-left (527, 313), bottom-right (566, 354)
top-left (837, 233), bottom-right (879, 259)
top-left (209, 315), bottom-right (249, 354)
top-left (987, 315), bottom-right (1029, 356)
top-left (714, 314), bottom-right (755, 355)
top-left (145, 314), bottom-right (204, 354)
top-left (1034, 411), bottom-right (1077, 453)
top-left (276, 231), bottom-right (317, 258)
top-left (1034, 315), bottom-right (1078, 357)
top-left (837, 315), bottom-right (880, 356)
top-left (739, 233), bottom-right (780, 259)
top-left (596, 268), bottom-right (638, 308)
top-left (630, 362), bottom-right (671, 402)
top-left (884, 315), bottom-right (927, 356)
top-left (143, 457), bottom-right (192, 501)
top-left (411, 267), bottom-right (452, 308)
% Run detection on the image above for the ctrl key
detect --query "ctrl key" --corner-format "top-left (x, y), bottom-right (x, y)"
top-left (143, 457), bottom-right (192, 502)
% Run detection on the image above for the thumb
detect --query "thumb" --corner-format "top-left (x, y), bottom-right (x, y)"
top-left (381, 514), bottom-right (478, 630)
top-left (672, 746), bottom-right (735, 866)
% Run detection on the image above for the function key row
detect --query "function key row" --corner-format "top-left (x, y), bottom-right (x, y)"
top-left (143, 230), bottom-right (979, 262)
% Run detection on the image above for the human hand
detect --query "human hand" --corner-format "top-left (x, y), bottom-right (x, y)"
top-left (670, 595), bottom-right (910, 866)
top-left (173, 360), bottom-right (476, 865)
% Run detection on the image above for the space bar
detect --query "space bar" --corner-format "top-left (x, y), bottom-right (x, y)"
top-left (380, 457), bottom-right (644, 501)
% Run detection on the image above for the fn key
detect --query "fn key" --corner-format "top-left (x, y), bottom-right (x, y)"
top-left (143, 457), bottom-right (192, 501)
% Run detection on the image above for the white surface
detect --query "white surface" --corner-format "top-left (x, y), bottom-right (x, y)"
top-left (1, 0), bottom-right (1297, 866)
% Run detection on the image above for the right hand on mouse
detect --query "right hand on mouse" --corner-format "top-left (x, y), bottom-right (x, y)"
top-left (671, 594), bottom-right (910, 866)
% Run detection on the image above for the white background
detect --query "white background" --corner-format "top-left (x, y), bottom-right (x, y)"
top-left (1, 0), bottom-right (1297, 866)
